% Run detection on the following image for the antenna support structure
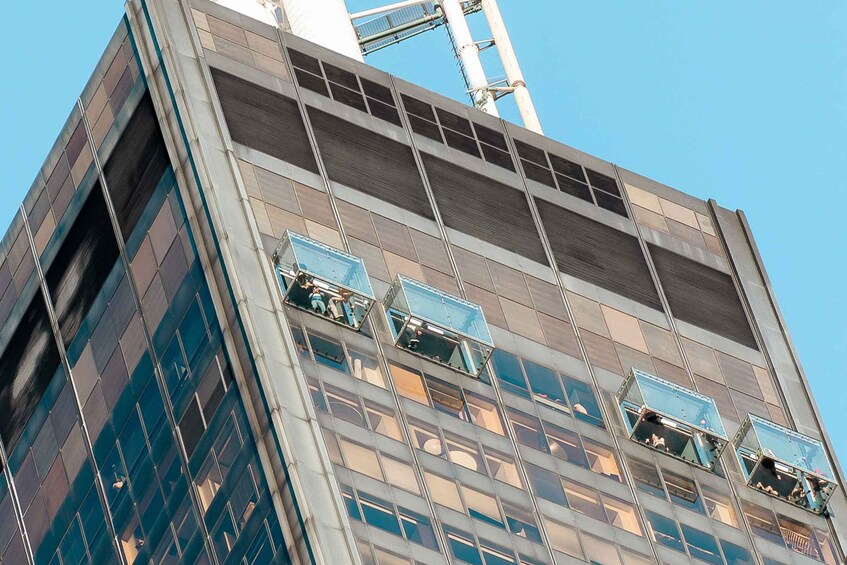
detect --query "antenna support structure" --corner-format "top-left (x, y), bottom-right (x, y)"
top-left (211, 0), bottom-right (543, 134)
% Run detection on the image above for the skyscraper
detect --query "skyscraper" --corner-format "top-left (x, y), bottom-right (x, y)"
top-left (0, 1), bottom-right (843, 564)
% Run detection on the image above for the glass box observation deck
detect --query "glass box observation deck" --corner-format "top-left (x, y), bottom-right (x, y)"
top-left (734, 414), bottom-right (838, 514)
top-left (617, 369), bottom-right (728, 470)
top-left (273, 231), bottom-right (375, 330)
top-left (383, 274), bottom-right (494, 377)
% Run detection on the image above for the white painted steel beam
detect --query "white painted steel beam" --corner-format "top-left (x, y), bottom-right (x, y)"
top-left (441, 0), bottom-right (498, 116)
top-left (480, 0), bottom-right (542, 133)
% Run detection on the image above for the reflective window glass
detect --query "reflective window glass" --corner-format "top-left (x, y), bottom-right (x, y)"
top-left (562, 480), bottom-right (606, 522)
top-left (359, 492), bottom-right (402, 537)
top-left (561, 376), bottom-right (604, 427)
top-left (490, 350), bottom-right (529, 398)
top-left (583, 439), bottom-right (621, 481)
top-left (627, 457), bottom-right (665, 498)
top-left (466, 392), bottom-right (505, 436)
top-left (525, 464), bottom-right (566, 506)
top-left (522, 359), bottom-right (566, 407)
top-left (663, 470), bottom-right (704, 514)
top-left (702, 484), bottom-right (738, 527)
top-left (645, 510), bottom-right (683, 552)
top-left (390, 363), bottom-right (429, 406)
top-left (545, 519), bottom-right (583, 559)
top-left (545, 422), bottom-right (588, 468)
top-left (308, 332), bottom-right (349, 373)
top-left (508, 409), bottom-right (548, 452)
top-left (720, 539), bottom-right (754, 565)
top-left (680, 524), bottom-right (722, 565)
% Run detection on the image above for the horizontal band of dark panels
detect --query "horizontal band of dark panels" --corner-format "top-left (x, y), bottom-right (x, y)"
top-left (210, 67), bottom-right (318, 174)
top-left (422, 154), bottom-right (547, 264)
top-left (649, 244), bottom-right (757, 349)
top-left (535, 198), bottom-right (662, 310)
top-left (307, 107), bottom-right (433, 220)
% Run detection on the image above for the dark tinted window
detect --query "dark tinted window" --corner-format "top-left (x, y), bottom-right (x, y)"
top-left (103, 95), bottom-right (170, 239)
top-left (45, 186), bottom-right (120, 345)
top-left (0, 293), bottom-right (61, 449)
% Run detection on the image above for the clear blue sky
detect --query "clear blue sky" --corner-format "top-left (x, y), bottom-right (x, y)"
top-left (2, 2), bottom-right (846, 465)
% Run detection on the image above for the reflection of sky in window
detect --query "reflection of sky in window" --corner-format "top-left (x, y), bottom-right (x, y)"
top-left (398, 275), bottom-right (493, 345)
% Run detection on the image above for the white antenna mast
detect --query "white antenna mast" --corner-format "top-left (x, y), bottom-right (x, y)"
top-left (440, 0), bottom-right (498, 116)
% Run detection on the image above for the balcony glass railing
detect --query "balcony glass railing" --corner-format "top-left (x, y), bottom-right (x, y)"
top-left (617, 369), bottom-right (728, 470)
top-left (734, 414), bottom-right (837, 514)
top-left (273, 231), bottom-right (375, 330)
top-left (383, 274), bottom-right (494, 377)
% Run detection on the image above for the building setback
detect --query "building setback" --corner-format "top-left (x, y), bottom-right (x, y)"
top-left (0, 1), bottom-right (843, 564)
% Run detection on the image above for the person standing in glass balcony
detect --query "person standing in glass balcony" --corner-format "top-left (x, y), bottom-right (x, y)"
top-left (310, 287), bottom-right (327, 314)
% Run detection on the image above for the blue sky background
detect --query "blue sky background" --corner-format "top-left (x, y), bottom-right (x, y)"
top-left (2, 2), bottom-right (846, 464)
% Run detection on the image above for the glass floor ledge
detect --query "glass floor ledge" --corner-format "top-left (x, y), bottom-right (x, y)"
top-left (617, 369), bottom-right (729, 470)
top-left (273, 231), bottom-right (375, 330)
top-left (734, 414), bottom-right (838, 514)
top-left (383, 274), bottom-right (494, 377)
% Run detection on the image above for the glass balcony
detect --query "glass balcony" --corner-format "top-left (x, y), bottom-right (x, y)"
top-left (273, 231), bottom-right (375, 330)
top-left (734, 414), bottom-right (837, 514)
top-left (383, 274), bottom-right (494, 377)
top-left (617, 369), bottom-right (728, 470)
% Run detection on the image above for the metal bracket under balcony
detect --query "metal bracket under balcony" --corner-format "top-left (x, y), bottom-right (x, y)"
top-left (617, 369), bottom-right (728, 470)
top-left (734, 414), bottom-right (837, 514)
top-left (383, 274), bottom-right (494, 377)
top-left (273, 231), bottom-right (375, 330)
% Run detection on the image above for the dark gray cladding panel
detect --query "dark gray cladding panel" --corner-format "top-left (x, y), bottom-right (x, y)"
top-left (648, 243), bottom-right (758, 349)
top-left (0, 292), bottom-right (61, 450)
top-left (103, 94), bottom-right (171, 240)
top-left (422, 154), bottom-right (547, 264)
top-left (46, 185), bottom-right (120, 346)
top-left (307, 107), bottom-right (434, 220)
top-left (210, 67), bottom-right (318, 174)
top-left (535, 198), bottom-right (663, 310)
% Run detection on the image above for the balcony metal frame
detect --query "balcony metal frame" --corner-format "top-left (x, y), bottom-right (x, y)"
top-left (733, 414), bottom-right (838, 515)
top-left (616, 369), bottom-right (729, 471)
top-left (382, 274), bottom-right (494, 377)
top-left (272, 231), bottom-right (375, 331)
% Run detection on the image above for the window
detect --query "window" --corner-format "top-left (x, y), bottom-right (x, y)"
top-left (720, 540), bottom-right (755, 565)
top-left (562, 376), bottom-right (604, 427)
top-left (545, 519), bottom-right (583, 559)
top-left (522, 359), bottom-right (567, 407)
top-left (425, 473), bottom-right (463, 512)
top-left (601, 495), bottom-right (642, 536)
top-left (484, 449), bottom-right (522, 489)
top-left (308, 332), bottom-right (349, 373)
top-left (583, 439), bottom-right (621, 481)
top-left (702, 484), bottom-right (738, 527)
top-left (349, 349), bottom-right (384, 387)
top-left (525, 464), bottom-right (566, 506)
top-left (545, 423), bottom-right (588, 468)
top-left (390, 363), bottom-right (429, 405)
top-left (446, 529), bottom-right (483, 565)
top-left (562, 480), bottom-right (606, 522)
top-left (778, 514), bottom-right (827, 562)
top-left (741, 502), bottom-right (783, 546)
top-left (503, 503), bottom-right (541, 544)
top-left (407, 418), bottom-right (441, 453)
top-left (645, 510), bottom-right (683, 552)
top-left (628, 458), bottom-right (665, 498)
top-left (364, 402), bottom-right (403, 442)
top-left (339, 438), bottom-right (383, 481)
top-left (681, 524), bottom-right (722, 565)
top-left (461, 485), bottom-right (504, 529)
top-left (425, 375), bottom-right (468, 419)
top-left (399, 509), bottom-right (438, 550)
top-left (582, 535), bottom-right (623, 565)
top-left (663, 470), bottom-right (704, 514)
top-left (466, 392), bottom-right (505, 436)
top-left (507, 409), bottom-right (548, 452)
top-left (359, 492), bottom-right (402, 537)
top-left (444, 433), bottom-right (484, 473)
top-left (325, 385), bottom-right (366, 428)
top-left (490, 350), bottom-right (529, 398)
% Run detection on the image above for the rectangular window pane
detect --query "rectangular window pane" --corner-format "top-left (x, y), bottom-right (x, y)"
top-left (645, 510), bottom-right (683, 552)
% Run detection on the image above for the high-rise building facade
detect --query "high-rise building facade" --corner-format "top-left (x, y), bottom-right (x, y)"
top-left (0, 2), bottom-right (844, 565)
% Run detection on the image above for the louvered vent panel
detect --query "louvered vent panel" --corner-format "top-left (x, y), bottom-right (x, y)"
top-left (535, 198), bottom-right (662, 310)
top-left (210, 68), bottom-right (318, 174)
top-left (308, 108), bottom-right (434, 220)
top-left (422, 154), bottom-right (547, 264)
top-left (649, 244), bottom-right (757, 349)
